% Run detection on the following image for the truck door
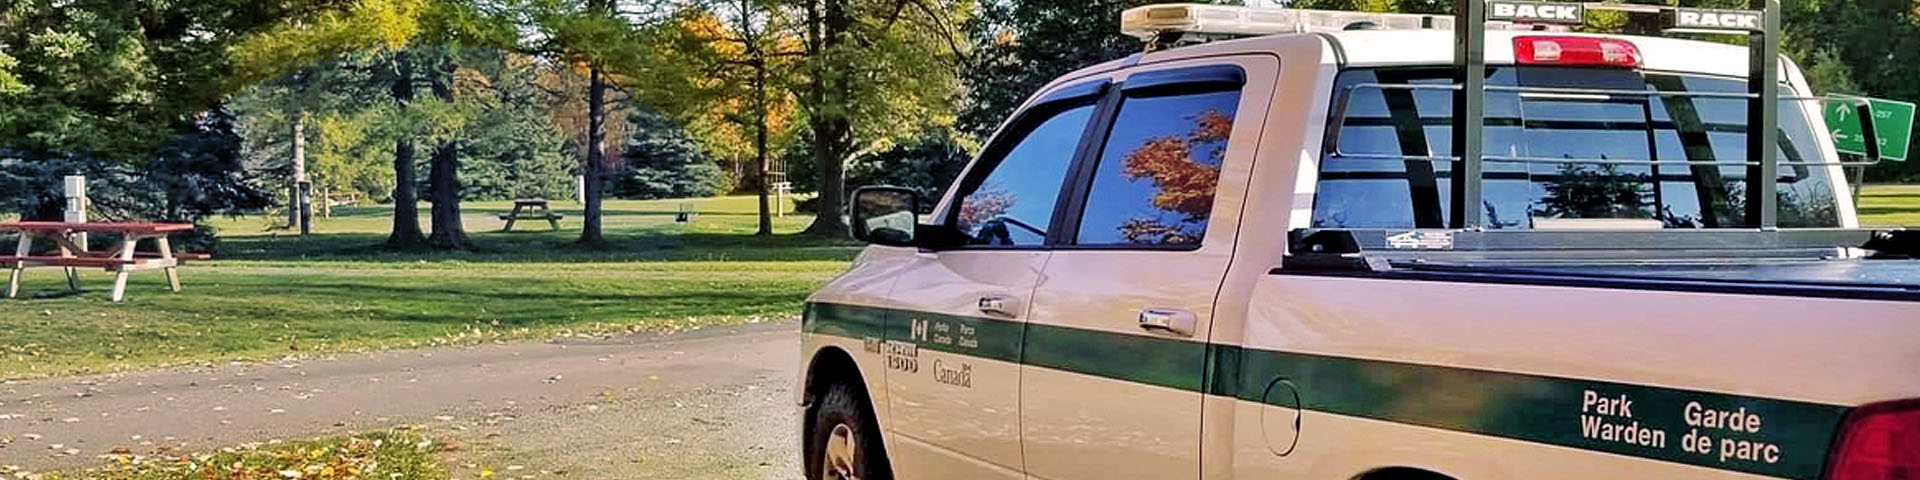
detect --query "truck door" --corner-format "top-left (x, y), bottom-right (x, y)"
top-left (1019, 56), bottom-right (1275, 480)
top-left (881, 82), bottom-right (1109, 479)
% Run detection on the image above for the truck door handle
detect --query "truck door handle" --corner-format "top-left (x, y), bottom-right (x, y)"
top-left (1139, 308), bottom-right (1197, 337)
top-left (978, 295), bottom-right (1022, 318)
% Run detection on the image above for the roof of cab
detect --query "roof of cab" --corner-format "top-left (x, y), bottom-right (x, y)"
top-left (1019, 28), bottom-right (1802, 120)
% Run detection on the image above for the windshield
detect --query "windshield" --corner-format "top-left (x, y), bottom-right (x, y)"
top-left (1311, 66), bottom-right (1841, 230)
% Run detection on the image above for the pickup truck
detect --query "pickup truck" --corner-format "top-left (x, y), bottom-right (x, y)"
top-left (796, 4), bottom-right (1920, 480)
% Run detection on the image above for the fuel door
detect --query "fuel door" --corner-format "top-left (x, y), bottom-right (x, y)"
top-left (1261, 378), bottom-right (1302, 456)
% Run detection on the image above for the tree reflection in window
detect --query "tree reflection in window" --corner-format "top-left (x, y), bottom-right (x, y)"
top-left (950, 102), bottom-right (1095, 246)
top-left (1077, 88), bottom-right (1240, 247)
top-left (958, 185), bottom-right (1015, 233)
top-left (1115, 109), bottom-right (1229, 244)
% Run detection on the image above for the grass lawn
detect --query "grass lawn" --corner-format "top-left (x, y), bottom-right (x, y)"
top-left (34, 429), bottom-right (446, 480)
top-left (0, 196), bottom-right (858, 379)
top-left (3, 186), bottom-right (1915, 380)
top-left (1858, 184), bottom-right (1920, 227)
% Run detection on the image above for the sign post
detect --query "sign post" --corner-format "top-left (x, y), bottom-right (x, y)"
top-left (1825, 97), bottom-right (1916, 162)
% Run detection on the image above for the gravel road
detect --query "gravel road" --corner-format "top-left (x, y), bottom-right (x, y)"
top-left (0, 322), bottom-right (803, 479)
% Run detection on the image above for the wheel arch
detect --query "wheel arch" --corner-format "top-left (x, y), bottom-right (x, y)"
top-left (803, 344), bottom-right (869, 409)
top-left (1352, 466), bottom-right (1459, 480)
top-left (802, 343), bottom-right (892, 477)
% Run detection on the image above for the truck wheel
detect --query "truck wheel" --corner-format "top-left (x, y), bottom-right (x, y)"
top-left (808, 381), bottom-right (890, 480)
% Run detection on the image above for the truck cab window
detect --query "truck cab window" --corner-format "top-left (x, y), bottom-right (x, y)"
top-left (1074, 88), bottom-right (1241, 246)
top-left (951, 102), bottom-right (1097, 246)
top-left (1312, 67), bottom-right (1838, 230)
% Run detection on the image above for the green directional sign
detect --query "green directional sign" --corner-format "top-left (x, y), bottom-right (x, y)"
top-left (1825, 97), bottom-right (1916, 162)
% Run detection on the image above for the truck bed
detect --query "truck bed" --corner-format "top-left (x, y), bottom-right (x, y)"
top-left (1285, 259), bottom-right (1920, 302)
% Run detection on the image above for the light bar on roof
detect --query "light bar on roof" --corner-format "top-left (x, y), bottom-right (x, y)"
top-left (1120, 3), bottom-right (1459, 42)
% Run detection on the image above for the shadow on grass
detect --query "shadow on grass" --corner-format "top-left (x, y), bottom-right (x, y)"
top-left (585, 209), bottom-right (767, 217)
top-left (215, 230), bottom-right (862, 263)
top-left (1860, 192), bottom-right (1920, 201)
top-left (1856, 207), bottom-right (1920, 217)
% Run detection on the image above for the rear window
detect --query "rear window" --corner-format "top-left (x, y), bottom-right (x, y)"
top-left (1311, 66), bottom-right (1840, 230)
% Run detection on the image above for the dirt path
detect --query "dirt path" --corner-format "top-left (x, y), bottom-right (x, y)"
top-left (0, 322), bottom-right (802, 479)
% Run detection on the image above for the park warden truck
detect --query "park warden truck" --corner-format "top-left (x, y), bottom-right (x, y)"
top-left (796, 3), bottom-right (1920, 480)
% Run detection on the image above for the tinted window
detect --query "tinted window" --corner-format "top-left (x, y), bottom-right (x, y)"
top-left (1075, 89), bottom-right (1240, 246)
top-left (952, 103), bottom-right (1096, 246)
top-left (1312, 67), bottom-right (1838, 230)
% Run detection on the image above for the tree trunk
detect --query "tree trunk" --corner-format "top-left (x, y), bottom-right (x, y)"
top-left (426, 142), bottom-right (467, 248)
top-left (386, 54), bottom-right (427, 248)
top-left (755, 73), bottom-right (773, 237)
top-left (802, 0), bottom-right (852, 238)
top-left (743, 0), bottom-right (774, 237)
top-left (426, 55), bottom-right (468, 249)
top-left (577, 66), bottom-right (609, 247)
top-left (388, 137), bottom-right (426, 246)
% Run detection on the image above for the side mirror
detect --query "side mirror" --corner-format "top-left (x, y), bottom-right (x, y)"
top-left (851, 186), bottom-right (920, 247)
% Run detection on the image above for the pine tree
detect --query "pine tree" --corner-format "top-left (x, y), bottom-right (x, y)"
top-left (611, 110), bottom-right (728, 200)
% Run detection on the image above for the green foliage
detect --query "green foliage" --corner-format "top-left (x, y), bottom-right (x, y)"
top-left (130, 109), bottom-right (278, 221)
top-left (1797, 48), bottom-right (1859, 96)
top-left (232, 50), bottom-right (390, 201)
top-left (232, 47), bottom-right (578, 203)
top-left (459, 49), bottom-right (577, 201)
top-left (612, 109), bottom-right (730, 200)
top-left (0, 50), bottom-right (24, 96)
top-left (800, 0), bottom-right (966, 149)
top-left (527, 2), bottom-right (651, 73)
top-left (228, 0), bottom-right (518, 89)
top-left (2, 1), bottom-right (170, 156)
top-left (462, 107), bottom-right (576, 200)
top-left (1780, 0), bottom-right (1920, 181)
top-left (0, 108), bottom-right (273, 223)
top-left (1289, 0), bottom-right (1446, 13)
top-left (626, 6), bottom-right (803, 193)
top-left (788, 127), bottom-right (971, 210)
top-left (961, 0), bottom-right (1172, 136)
top-left (0, 0), bottom-right (347, 220)
top-left (311, 109), bottom-right (401, 200)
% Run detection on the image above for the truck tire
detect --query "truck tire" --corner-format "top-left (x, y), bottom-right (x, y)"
top-left (808, 381), bottom-right (890, 480)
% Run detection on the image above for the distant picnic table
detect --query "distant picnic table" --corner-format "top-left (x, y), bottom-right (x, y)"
top-left (499, 198), bottom-right (564, 231)
top-left (1, 221), bottom-right (198, 302)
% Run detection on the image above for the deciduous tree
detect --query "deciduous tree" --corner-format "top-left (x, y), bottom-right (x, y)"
top-left (792, 0), bottom-right (967, 238)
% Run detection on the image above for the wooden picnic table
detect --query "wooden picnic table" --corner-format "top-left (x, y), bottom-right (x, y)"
top-left (499, 198), bottom-right (564, 231)
top-left (1, 221), bottom-right (196, 302)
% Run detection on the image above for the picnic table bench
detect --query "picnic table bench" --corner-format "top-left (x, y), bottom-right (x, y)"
top-left (499, 198), bottom-right (564, 231)
top-left (1, 221), bottom-right (197, 302)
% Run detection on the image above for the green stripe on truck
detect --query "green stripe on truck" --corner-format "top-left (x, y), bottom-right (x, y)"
top-left (805, 302), bottom-right (1848, 480)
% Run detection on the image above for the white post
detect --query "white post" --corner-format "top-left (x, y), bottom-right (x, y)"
top-left (63, 175), bottom-right (86, 250)
top-left (775, 182), bottom-right (788, 218)
top-left (576, 175), bottom-right (587, 204)
top-left (291, 115), bottom-right (311, 235)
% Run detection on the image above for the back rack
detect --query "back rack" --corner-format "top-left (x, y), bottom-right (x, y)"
top-left (1446, 0), bottom-right (1811, 230)
top-left (1121, 1), bottom-right (1912, 261)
